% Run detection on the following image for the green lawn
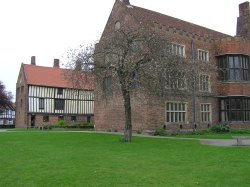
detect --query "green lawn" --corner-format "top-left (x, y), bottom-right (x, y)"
top-left (0, 132), bottom-right (250, 187)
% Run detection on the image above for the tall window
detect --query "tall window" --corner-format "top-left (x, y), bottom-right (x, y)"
top-left (103, 76), bottom-right (112, 92)
top-left (220, 97), bottom-right (250, 122)
top-left (218, 55), bottom-right (250, 81)
top-left (39, 98), bottom-right (45, 109)
top-left (55, 99), bottom-right (65, 110)
top-left (198, 49), bottom-right (209, 62)
top-left (166, 102), bottom-right (187, 123)
top-left (171, 43), bottom-right (185, 57)
top-left (199, 74), bottom-right (211, 92)
top-left (201, 104), bottom-right (211, 122)
top-left (104, 53), bottom-right (111, 67)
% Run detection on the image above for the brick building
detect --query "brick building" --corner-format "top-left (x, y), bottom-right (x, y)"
top-left (15, 57), bottom-right (94, 128)
top-left (94, 0), bottom-right (250, 132)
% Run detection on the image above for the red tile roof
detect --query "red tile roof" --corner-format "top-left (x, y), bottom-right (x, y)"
top-left (124, 2), bottom-right (228, 39)
top-left (23, 64), bottom-right (93, 90)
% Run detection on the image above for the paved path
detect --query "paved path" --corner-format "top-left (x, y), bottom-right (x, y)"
top-left (96, 131), bottom-right (250, 147)
top-left (200, 139), bottom-right (250, 147)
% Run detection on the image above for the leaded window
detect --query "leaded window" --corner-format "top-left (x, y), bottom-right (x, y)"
top-left (218, 55), bottom-right (250, 81)
top-left (198, 49), bottom-right (209, 62)
top-left (201, 104), bottom-right (211, 122)
top-left (166, 102), bottom-right (187, 123)
top-left (199, 74), bottom-right (211, 92)
top-left (220, 97), bottom-right (250, 122)
top-left (39, 98), bottom-right (45, 109)
top-left (103, 76), bottom-right (112, 92)
top-left (171, 43), bottom-right (185, 57)
top-left (55, 99), bottom-right (65, 110)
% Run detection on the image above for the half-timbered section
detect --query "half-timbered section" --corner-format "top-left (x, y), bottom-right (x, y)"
top-left (15, 57), bottom-right (94, 128)
top-left (94, 0), bottom-right (250, 132)
top-left (0, 104), bottom-right (15, 128)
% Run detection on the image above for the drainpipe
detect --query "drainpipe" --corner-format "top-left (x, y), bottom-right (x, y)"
top-left (191, 40), bottom-right (196, 131)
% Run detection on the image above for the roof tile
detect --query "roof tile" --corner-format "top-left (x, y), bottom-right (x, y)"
top-left (23, 64), bottom-right (93, 90)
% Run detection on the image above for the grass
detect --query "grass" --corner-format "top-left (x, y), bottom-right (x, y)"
top-left (0, 131), bottom-right (250, 186)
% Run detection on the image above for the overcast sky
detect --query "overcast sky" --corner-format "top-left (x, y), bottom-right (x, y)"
top-left (0, 0), bottom-right (245, 98)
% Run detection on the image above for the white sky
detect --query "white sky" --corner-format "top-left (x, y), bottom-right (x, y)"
top-left (0, 0), bottom-right (245, 99)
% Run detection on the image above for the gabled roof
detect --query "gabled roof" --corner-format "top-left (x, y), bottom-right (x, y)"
top-left (119, 1), bottom-right (229, 40)
top-left (23, 64), bottom-right (93, 90)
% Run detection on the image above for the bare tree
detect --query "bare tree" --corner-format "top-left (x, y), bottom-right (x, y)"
top-left (65, 25), bottom-right (217, 142)
top-left (0, 81), bottom-right (13, 112)
top-left (94, 27), bottom-right (195, 142)
top-left (63, 44), bottom-right (94, 90)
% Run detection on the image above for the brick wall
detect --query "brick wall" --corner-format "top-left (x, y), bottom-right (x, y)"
top-left (28, 114), bottom-right (93, 127)
top-left (15, 64), bottom-right (29, 128)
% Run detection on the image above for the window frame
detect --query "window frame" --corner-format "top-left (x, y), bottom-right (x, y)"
top-left (165, 101), bottom-right (187, 123)
top-left (199, 74), bottom-right (211, 93)
top-left (197, 49), bottom-right (209, 62)
top-left (220, 97), bottom-right (250, 122)
top-left (170, 43), bottom-right (185, 57)
top-left (39, 98), bottom-right (45, 109)
top-left (218, 55), bottom-right (250, 81)
top-left (103, 76), bottom-right (112, 92)
top-left (54, 99), bottom-right (65, 110)
top-left (200, 103), bottom-right (212, 122)
top-left (166, 73), bottom-right (187, 90)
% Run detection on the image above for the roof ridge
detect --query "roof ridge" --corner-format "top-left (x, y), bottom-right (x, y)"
top-left (125, 3), bottom-right (229, 39)
top-left (23, 63), bottom-right (67, 70)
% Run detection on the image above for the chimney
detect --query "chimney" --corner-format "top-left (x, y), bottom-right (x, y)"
top-left (53, 59), bottom-right (60, 68)
top-left (118, 0), bottom-right (130, 5)
top-left (31, 56), bottom-right (36, 65)
top-left (239, 2), bottom-right (250, 17)
top-left (237, 2), bottom-right (250, 39)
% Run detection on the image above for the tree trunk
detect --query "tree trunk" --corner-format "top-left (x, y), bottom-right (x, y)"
top-left (122, 89), bottom-right (132, 142)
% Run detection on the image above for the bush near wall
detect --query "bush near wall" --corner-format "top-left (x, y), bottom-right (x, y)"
top-left (43, 120), bottom-right (94, 130)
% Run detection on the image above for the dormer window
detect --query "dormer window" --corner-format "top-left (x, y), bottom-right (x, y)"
top-left (115, 21), bottom-right (121, 31)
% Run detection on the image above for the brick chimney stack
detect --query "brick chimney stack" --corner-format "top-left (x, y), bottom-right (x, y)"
top-left (31, 56), bottom-right (36, 65)
top-left (53, 59), bottom-right (60, 68)
top-left (237, 2), bottom-right (250, 39)
top-left (118, 0), bottom-right (130, 5)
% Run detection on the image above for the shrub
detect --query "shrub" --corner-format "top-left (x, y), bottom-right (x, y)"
top-left (154, 129), bottom-right (168, 136)
top-left (210, 123), bottom-right (230, 133)
top-left (77, 123), bottom-right (94, 128)
top-left (56, 120), bottom-right (68, 128)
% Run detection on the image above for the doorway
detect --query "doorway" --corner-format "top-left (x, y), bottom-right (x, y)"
top-left (31, 115), bottom-right (36, 127)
